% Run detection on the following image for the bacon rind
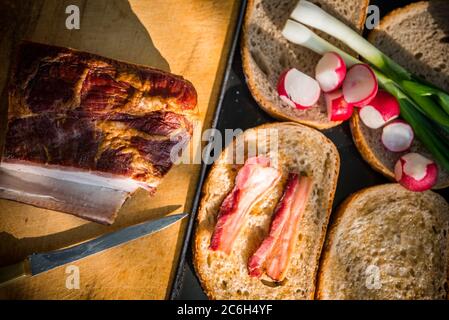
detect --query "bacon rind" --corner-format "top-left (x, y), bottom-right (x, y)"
top-left (209, 156), bottom-right (281, 254)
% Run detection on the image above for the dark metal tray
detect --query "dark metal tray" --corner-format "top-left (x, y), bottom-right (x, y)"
top-left (170, 0), bottom-right (449, 300)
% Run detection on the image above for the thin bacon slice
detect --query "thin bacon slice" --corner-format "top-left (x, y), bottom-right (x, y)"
top-left (209, 156), bottom-right (281, 254)
top-left (248, 173), bottom-right (313, 281)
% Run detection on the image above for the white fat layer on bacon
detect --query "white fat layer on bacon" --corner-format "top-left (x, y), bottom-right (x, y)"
top-left (0, 162), bottom-right (151, 192)
top-left (0, 167), bottom-right (131, 224)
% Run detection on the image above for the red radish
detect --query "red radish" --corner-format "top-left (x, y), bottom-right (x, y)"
top-left (394, 153), bottom-right (438, 192)
top-left (277, 68), bottom-right (321, 109)
top-left (342, 64), bottom-right (378, 107)
top-left (324, 89), bottom-right (354, 121)
top-left (315, 52), bottom-right (346, 92)
top-left (381, 120), bottom-right (414, 152)
top-left (359, 90), bottom-right (401, 129)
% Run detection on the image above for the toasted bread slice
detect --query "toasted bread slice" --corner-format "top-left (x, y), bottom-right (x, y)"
top-left (317, 184), bottom-right (449, 300)
top-left (193, 122), bottom-right (340, 299)
top-left (241, 0), bottom-right (369, 130)
top-left (350, 1), bottom-right (449, 188)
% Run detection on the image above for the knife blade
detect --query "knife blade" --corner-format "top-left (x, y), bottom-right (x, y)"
top-left (0, 213), bottom-right (187, 287)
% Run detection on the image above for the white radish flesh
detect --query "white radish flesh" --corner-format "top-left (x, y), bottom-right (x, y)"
top-left (359, 90), bottom-right (400, 129)
top-left (394, 153), bottom-right (438, 192)
top-left (315, 52), bottom-right (346, 92)
top-left (277, 68), bottom-right (321, 109)
top-left (325, 90), bottom-right (353, 121)
top-left (342, 64), bottom-right (378, 106)
top-left (381, 120), bottom-right (414, 152)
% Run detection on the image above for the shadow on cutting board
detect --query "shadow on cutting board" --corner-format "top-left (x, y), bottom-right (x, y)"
top-left (0, 204), bottom-right (182, 266)
top-left (0, 0), bottom-right (172, 280)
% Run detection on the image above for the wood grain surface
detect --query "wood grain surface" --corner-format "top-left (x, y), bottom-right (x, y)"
top-left (0, 0), bottom-right (240, 299)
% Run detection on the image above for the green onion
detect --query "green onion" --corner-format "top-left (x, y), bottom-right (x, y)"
top-left (290, 0), bottom-right (449, 125)
top-left (401, 80), bottom-right (449, 116)
top-left (282, 20), bottom-right (360, 66)
top-left (290, 0), bottom-right (411, 82)
top-left (282, 17), bottom-right (449, 172)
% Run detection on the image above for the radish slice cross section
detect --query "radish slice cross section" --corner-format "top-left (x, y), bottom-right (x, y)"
top-left (381, 120), bottom-right (414, 152)
top-left (359, 90), bottom-right (401, 129)
top-left (394, 153), bottom-right (438, 192)
top-left (325, 89), bottom-right (353, 121)
top-left (277, 68), bottom-right (321, 109)
top-left (342, 64), bottom-right (378, 107)
top-left (315, 52), bottom-right (346, 92)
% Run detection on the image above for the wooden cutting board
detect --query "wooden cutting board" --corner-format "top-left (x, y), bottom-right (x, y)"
top-left (0, 0), bottom-right (241, 299)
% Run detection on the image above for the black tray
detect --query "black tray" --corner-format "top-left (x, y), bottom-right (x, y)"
top-left (170, 0), bottom-right (449, 300)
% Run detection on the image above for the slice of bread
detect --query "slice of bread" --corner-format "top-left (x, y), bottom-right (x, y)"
top-left (317, 183), bottom-right (449, 300)
top-left (351, 1), bottom-right (449, 188)
top-left (241, 0), bottom-right (369, 130)
top-left (193, 122), bottom-right (340, 299)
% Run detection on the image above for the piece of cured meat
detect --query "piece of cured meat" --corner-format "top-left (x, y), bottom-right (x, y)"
top-left (0, 41), bottom-right (197, 224)
top-left (209, 156), bottom-right (281, 254)
top-left (248, 174), bottom-right (313, 281)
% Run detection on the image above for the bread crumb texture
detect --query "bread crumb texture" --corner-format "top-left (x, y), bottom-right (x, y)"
top-left (318, 184), bottom-right (449, 300)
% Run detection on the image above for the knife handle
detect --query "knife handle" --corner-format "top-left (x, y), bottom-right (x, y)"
top-left (0, 259), bottom-right (31, 287)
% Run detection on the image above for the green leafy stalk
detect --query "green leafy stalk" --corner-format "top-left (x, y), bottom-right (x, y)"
top-left (402, 80), bottom-right (449, 116)
top-left (401, 87), bottom-right (449, 127)
top-left (282, 14), bottom-right (449, 171)
top-left (290, 0), bottom-right (412, 81)
top-left (375, 71), bottom-right (449, 170)
top-left (291, 0), bottom-right (449, 119)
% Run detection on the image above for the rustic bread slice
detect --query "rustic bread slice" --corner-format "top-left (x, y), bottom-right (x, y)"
top-left (241, 0), bottom-right (369, 130)
top-left (317, 184), bottom-right (449, 300)
top-left (194, 122), bottom-right (340, 299)
top-left (351, 1), bottom-right (449, 188)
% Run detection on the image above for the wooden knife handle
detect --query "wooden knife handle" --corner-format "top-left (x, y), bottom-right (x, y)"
top-left (0, 259), bottom-right (31, 287)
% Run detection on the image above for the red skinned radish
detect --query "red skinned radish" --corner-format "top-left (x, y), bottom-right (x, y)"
top-left (342, 64), bottom-right (378, 107)
top-left (315, 52), bottom-right (346, 92)
top-left (381, 120), bottom-right (414, 152)
top-left (324, 89), bottom-right (353, 121)
top-left (277, 68), bottom-right (321, 109)
top-left (359, 90), bottom-right (400, 129)
top-left (394, 153), bottom-right (438, 192)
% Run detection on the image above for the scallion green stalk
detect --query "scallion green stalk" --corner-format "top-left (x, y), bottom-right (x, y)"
top-left (289, 0), bottom-right (449, 122)
top-left (282, 19), bottom-right (449, 171)
top-left (290, 0), bottom-right (411, 81)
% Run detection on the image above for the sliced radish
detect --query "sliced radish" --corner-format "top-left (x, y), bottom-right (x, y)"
top-left (381, 120), bottom-right (414, 152)
top-left (277, 68), bottom-right (321, 109)
top-left (325, 89), bottom-right (353, 121)
top-left (359, 90), bottom-right (400, 129)
top-left (394, 153), bottom-right (438, 192)
top-left (315, 52), bottom-right (347, 92)
top-left (342, 64), bottom-right (378, 107)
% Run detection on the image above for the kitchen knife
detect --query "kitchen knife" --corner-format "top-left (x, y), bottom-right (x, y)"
top-left (0, 213), bottom-right (187, 287)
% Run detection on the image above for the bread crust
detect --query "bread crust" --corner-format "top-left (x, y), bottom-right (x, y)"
top-left (316, 183), bottom-right (449, 300)
top-left (241, 0), bottom-right (370, 130)
top-left (315, 185), bottom-right (361, 300)
top-left (193, 122), bottom-right (340, 299)
top-left (350, 1), bottom-right (449, 189)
